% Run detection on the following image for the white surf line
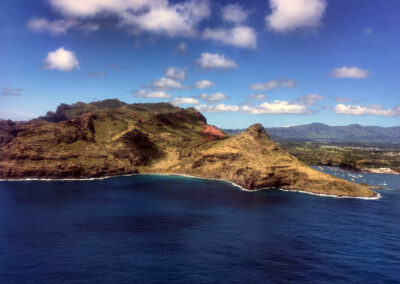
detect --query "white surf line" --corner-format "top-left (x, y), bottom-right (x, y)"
top-left (279, 188), bottom-right (381, 200)
top-left (138, 172), bottom-right (257, 192)
top-left (0, 173), bottom-right (137, 182)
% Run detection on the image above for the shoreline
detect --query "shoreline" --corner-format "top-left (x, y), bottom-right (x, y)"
top-left (279, 188), bottom-right (381, 200)
top-left (0, 172), bottom-right (380, 200)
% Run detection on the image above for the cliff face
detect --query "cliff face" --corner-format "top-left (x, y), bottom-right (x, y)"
top-left (0, 99), bottom-right (377, 198)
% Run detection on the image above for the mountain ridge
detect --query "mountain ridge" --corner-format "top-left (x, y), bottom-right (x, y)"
top-left (224, 123), bottom-right (400, 143)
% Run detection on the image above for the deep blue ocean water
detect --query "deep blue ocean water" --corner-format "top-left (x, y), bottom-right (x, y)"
top-left (0, 167), bottom-right (399, 283)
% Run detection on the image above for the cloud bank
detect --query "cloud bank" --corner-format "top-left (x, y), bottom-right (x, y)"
top-left (334, 104), bottom-right (400, 116)
top-left (49, 0), bottom-right (211, 37)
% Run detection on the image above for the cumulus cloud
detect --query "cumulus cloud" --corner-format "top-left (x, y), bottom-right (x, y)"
top-left (87, 71), bottom-right (107, 78)
top-left (175, 42), bottom-right (187, 55)
top-left (194, 80), bottom-right (215, 89)
top-left (0, 86), bottom-right (23, 97)
top-left (222, 4), bottom-right (249, 24)
top-left (151, 77), bottom-right (184, 90)
top-left (249, 79), bottom-right (296, 91)
top-left (331, 66), bottom-right (370, 79)
top-left (43, 47), bottom-right (79, 71)
top-left (49, 0), bottom-right (211, 37)
top-left (27, 17), bottom-right (76, 35)
top-left (195, 100), bottom-right (310, 114)
top-left (248, 94), bottom-right (267, 100)
top-left (333, 104), bottom-right (400, 116)
top-left (165, 67), bottom-right (187, 81)
top-left (196, 104), bottom-right (239, 113)
top-left (171, 96), bottom-right (200, 106)
top-left (203, 26), bottom-right (257, 49)
top-left (134, 90), bottom-right (172, 98)
top-left (265, 0), bottom-right (327, 32)
top-left (242, 100), bottom-right (309, 114)
top-left (199, 92), bottom-right (228, 102)
top-left (297, 94), bottom-right (325, 106)
top-left (196, 52), bottom-right (238, 70)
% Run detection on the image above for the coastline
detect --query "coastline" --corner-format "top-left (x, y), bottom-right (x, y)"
top-left (279, 188), bottom-right (381, 200)
top-left (0, 172), bottom-right (254, 192)
top-left (0, 171), bottom-right (380, 200)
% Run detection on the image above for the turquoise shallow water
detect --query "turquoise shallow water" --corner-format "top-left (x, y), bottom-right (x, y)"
top-left (0, 169), bottom-right (399, 283)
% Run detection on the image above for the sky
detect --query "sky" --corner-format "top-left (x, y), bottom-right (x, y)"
top-left (0, 0), bottom-right (399, 128)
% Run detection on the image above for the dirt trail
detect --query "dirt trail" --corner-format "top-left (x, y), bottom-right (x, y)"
top-left (110, 124), bottom-right (135, 142)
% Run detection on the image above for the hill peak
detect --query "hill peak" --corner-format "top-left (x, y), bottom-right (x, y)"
top-left (245, 123), bottom-right (270, 139)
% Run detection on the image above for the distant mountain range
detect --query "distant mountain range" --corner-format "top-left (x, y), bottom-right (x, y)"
top-left (224, 123), bottom-right (400, 144)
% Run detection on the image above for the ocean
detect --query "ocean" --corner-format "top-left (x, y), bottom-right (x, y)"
top-left (0, 167), bottom-right (399, 283)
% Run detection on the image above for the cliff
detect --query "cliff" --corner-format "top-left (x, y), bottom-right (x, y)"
top-left (0, 99), bottom-right (377, 198)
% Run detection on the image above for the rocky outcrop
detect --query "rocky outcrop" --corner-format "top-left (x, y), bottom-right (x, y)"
top-left (0, 100), bottom-right (377, 198)
top-left (202, 125), bottom-right (226, 140)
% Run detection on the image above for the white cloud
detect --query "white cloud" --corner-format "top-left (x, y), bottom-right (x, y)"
top-left (196, 104), bottom-right (239, 113)
top-left (194, 80), bottom-right (215, 89)
top-left (151, 77), bottom-right (184, 90)
top-left (242, 100), bottom-right (309, 114)
top-left (195, 100), bottom-right (311, 114)
top-left (27, 17), bottom-right (76, 35)
top-left (203, 26), bottom-right (257, 49)
top-left (171, 96), bottom-right (200, 106)
top-left (333, 104), bottom-right (400, 116)
top-left (196, 52), bottom-right (238, 70)
top-left (49, 0), bottom-right (211, 37)
top-left (165, 67), bottom-right (187, 81)
top-left (297, 94), bottom-right (325, 106)
top-left (248, 94), bottom-right (267, 100)
top-left (175, 42), bottom-right (187, 55)
top-left (265, 0), bottom-right (327, 32)
top-left (43, 47), bottom-right (79, 71)
top-left (222, 4), bottom-right (249, 24)
top-left (331, 66), bottom-right (370, 79)
top-left (249, 79), bottom-right (296, 91)
top-left (199, 92), bottom-right (228, 102)
top-left (134, 90), bottom-right (172, 98)
top-left (0, 86), bottom-right (23, 97)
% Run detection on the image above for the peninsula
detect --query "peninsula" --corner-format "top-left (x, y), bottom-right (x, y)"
top-left (0, 99), bottom-right (377, 198)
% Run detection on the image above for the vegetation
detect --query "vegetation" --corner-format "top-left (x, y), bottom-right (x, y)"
top-left (277, 142), bottom-right (400, 172)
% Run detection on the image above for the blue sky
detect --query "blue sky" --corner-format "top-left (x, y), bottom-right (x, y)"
top-left (0, 0), bottom-right (399, 128)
